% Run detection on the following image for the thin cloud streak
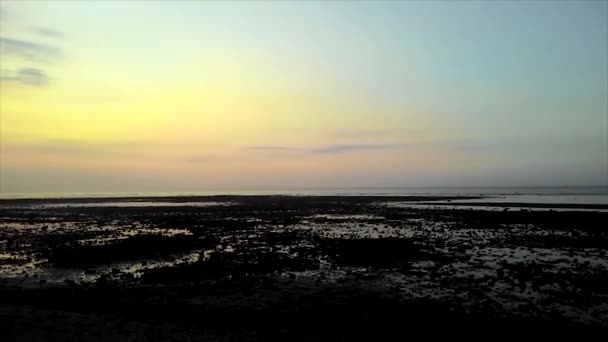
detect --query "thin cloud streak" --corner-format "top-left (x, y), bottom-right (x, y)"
top-left (247, 143), bottom-right (402, 156)
top-left (311, 144), bottom-right (400, 154)
top-left (0, 68), bottom-right (49, 86)
top-left (30, 27), bottom-right (65, 39)
top-left (0, 37), bottom-right (62, 62)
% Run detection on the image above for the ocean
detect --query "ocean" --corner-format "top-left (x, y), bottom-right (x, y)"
top-left (1, 186), bottom-right (607, 205)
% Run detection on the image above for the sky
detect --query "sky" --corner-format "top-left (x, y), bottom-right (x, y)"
top-left (0, 0), bottom-right (607, 193)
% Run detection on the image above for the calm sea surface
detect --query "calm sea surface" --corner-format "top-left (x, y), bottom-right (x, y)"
top-left (1, 187), bottom-right (607, 205)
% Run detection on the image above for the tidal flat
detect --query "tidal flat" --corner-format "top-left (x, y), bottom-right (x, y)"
top-left (1, 195), bottom-right (607, 340)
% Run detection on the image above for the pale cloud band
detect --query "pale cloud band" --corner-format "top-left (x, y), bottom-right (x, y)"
top-left (0, 67), bottom-right (48, 86)
top-left (0, 37), bottom-right (62, 63)
top-left (248, 144), bottom-right (400, 155)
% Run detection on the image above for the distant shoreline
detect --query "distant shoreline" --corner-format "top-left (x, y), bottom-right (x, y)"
top-left (1, 185), bottom-right (607, 201)
top-left (0, 195), bottom-right (480, 205)
top-left (0, 194), bottom-right (607, 210)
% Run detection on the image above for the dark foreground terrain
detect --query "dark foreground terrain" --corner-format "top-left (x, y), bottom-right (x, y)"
top-left (1, 195), bottom-right (607, 340)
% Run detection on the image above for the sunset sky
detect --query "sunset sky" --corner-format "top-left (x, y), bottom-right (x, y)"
top-left (1, 1), bottom-right (607, 193)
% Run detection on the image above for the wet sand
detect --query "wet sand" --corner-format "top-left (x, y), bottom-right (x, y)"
top-left (1, 195), bottom-right (607, 340)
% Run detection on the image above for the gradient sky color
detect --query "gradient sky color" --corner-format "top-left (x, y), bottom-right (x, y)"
top-left (1, 1), bottom-right (607, 193)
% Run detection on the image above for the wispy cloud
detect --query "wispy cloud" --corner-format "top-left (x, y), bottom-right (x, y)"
top-left (0, 68), bottom-right (49, 86)
top-left (331, 129), bottom-right (411, 140)
top-left (311, 144), bottom-right (399, 154)
top-left (30, 27), bottom-right (64, 39)
top-left (247, 143), bottom-right (402, 156)
top-left (0, 37), bottom-right (62, 62)
top-left (246, 139), bottom-right (525, 157)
